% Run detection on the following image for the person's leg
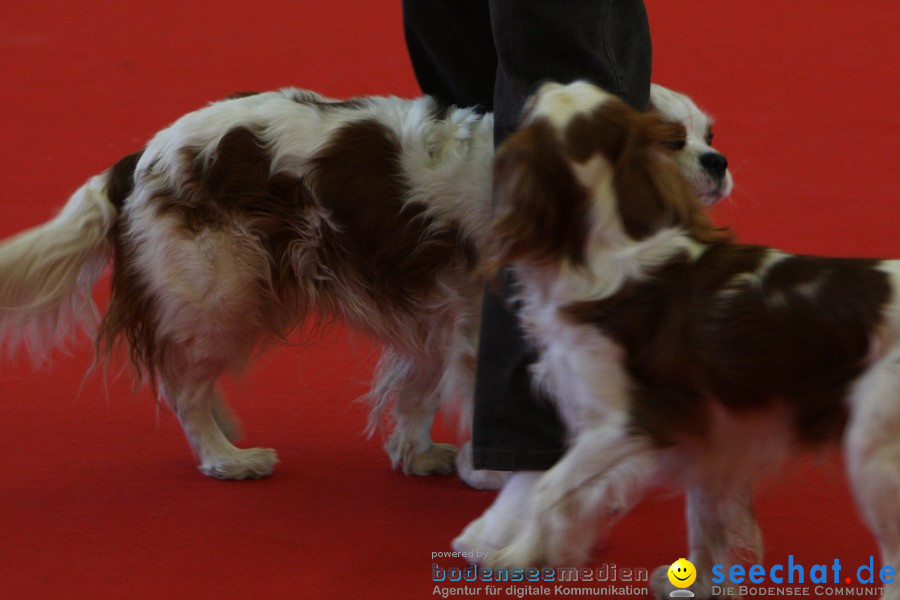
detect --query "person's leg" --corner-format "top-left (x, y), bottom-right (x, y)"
top-left (402, 1), bottom-right (510, 489)
top-left (401, 0), bottom-right (497, 110)
top-left (472, 0), bottom-right (652, 474)
top-left (471, 270), bottom-right (566, 470)
top-left (403, 0), bottom-right (653, 487)
top-left (455, 1), bottom-right (652, 558)
top-left (490, 0), bottom-right (652, 140)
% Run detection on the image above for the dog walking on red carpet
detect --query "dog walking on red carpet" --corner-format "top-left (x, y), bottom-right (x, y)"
top-left (0, 83), bottom-right (730, 490)
top-left (453, 81), bottom-right (899, 600)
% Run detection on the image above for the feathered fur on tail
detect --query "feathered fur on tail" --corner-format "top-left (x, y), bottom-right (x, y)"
top-left (0, 173), bottom-right (118, 362)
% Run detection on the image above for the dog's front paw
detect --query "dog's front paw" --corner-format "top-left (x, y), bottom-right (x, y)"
top-left (488, 518), bottom-right (590, 568)
top-left (454, 505), bottom-right (557, 568)
top-left (199, 447), bottom-right (279, 480)
top-left (485, 524), bottom-right (548, 568)
top-left (405, 442), bottom-right (458, 476)
top-left (522, 476), bottom-right (598, 566)
top-left (452, 507), bottom-right (524, 563)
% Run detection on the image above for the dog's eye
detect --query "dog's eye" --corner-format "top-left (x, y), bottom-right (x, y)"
top-left (705, 129), bottom-right (714, 145)
top-left (661, 138), bottom-right (687, 151)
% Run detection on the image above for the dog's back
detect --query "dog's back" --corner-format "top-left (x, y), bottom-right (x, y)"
top-left (0, 88), bottom-right (495, 479)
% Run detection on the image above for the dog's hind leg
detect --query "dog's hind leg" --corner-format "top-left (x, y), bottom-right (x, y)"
top-left (845, 350), bottom-right (900, 598)
top-left (211, 392), bottom-right (243, 442)
top-left (160, 372), bottom-right (277, 480)
top-left (118, 222), bottom-right (281, 480)
top-left (156, 312), bottom-right (278, 481)
top-left (154, 313), bottom-right (276, 480)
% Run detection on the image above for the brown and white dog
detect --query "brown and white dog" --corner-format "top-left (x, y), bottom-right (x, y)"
top-left (459, 81), bottom-right (899, 599)
top-left (0, 84), bottom-right (730, 485)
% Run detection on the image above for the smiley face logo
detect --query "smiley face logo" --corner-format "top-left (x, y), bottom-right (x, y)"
top-left (667, 558), bottom-right (697, 588)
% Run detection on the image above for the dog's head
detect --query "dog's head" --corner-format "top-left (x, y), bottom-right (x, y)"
top-left (489, 81), bottom-right (729, 271)
top-left (650, 84), bottom-right (732, 206)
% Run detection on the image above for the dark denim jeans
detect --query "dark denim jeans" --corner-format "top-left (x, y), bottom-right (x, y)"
top-left (402, 0), bottom-right (652, 470)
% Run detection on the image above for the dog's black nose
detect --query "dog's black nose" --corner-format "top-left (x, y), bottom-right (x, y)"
top-left (700, 152), bottom-right (728, 179)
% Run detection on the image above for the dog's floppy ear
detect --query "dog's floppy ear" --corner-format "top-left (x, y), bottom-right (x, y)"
top-left (485, 121), bottom-right (591, 273)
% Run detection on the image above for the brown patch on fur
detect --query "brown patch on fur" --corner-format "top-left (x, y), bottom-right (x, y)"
top-left (190, 127), bottom-right (320, 314)
top-left (306, 119), bottom-right (477, 309)
top-left (100, 126), bottom-right (318, 382)
top-left (100, 118), bottom-right (480, 381)
top-left (168, 126), bottom-right (323, 335)
top-left (106, 151), bottom-right (143, 210)
top-left (488, 119), bottom-right (591, 271)
top-left (562, 245), bottom-right (892, 447)
top-left (99, 224), bottom-right (160, 387)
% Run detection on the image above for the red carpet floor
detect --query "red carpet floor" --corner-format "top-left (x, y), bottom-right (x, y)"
top-left (1, 1), bottom-right (897, 599)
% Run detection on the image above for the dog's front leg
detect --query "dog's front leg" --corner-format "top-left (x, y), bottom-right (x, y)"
top-left (651, 485), bottom-right (761, 600)
top-left (481, 421), bottom-right (657, 567)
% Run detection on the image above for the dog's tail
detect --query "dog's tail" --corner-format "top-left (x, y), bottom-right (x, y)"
top-left (0, 152), bottom-right (140, 363)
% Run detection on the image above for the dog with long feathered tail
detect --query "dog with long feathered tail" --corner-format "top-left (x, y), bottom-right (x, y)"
top-left (0, 84), bottom-right (731, 484)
